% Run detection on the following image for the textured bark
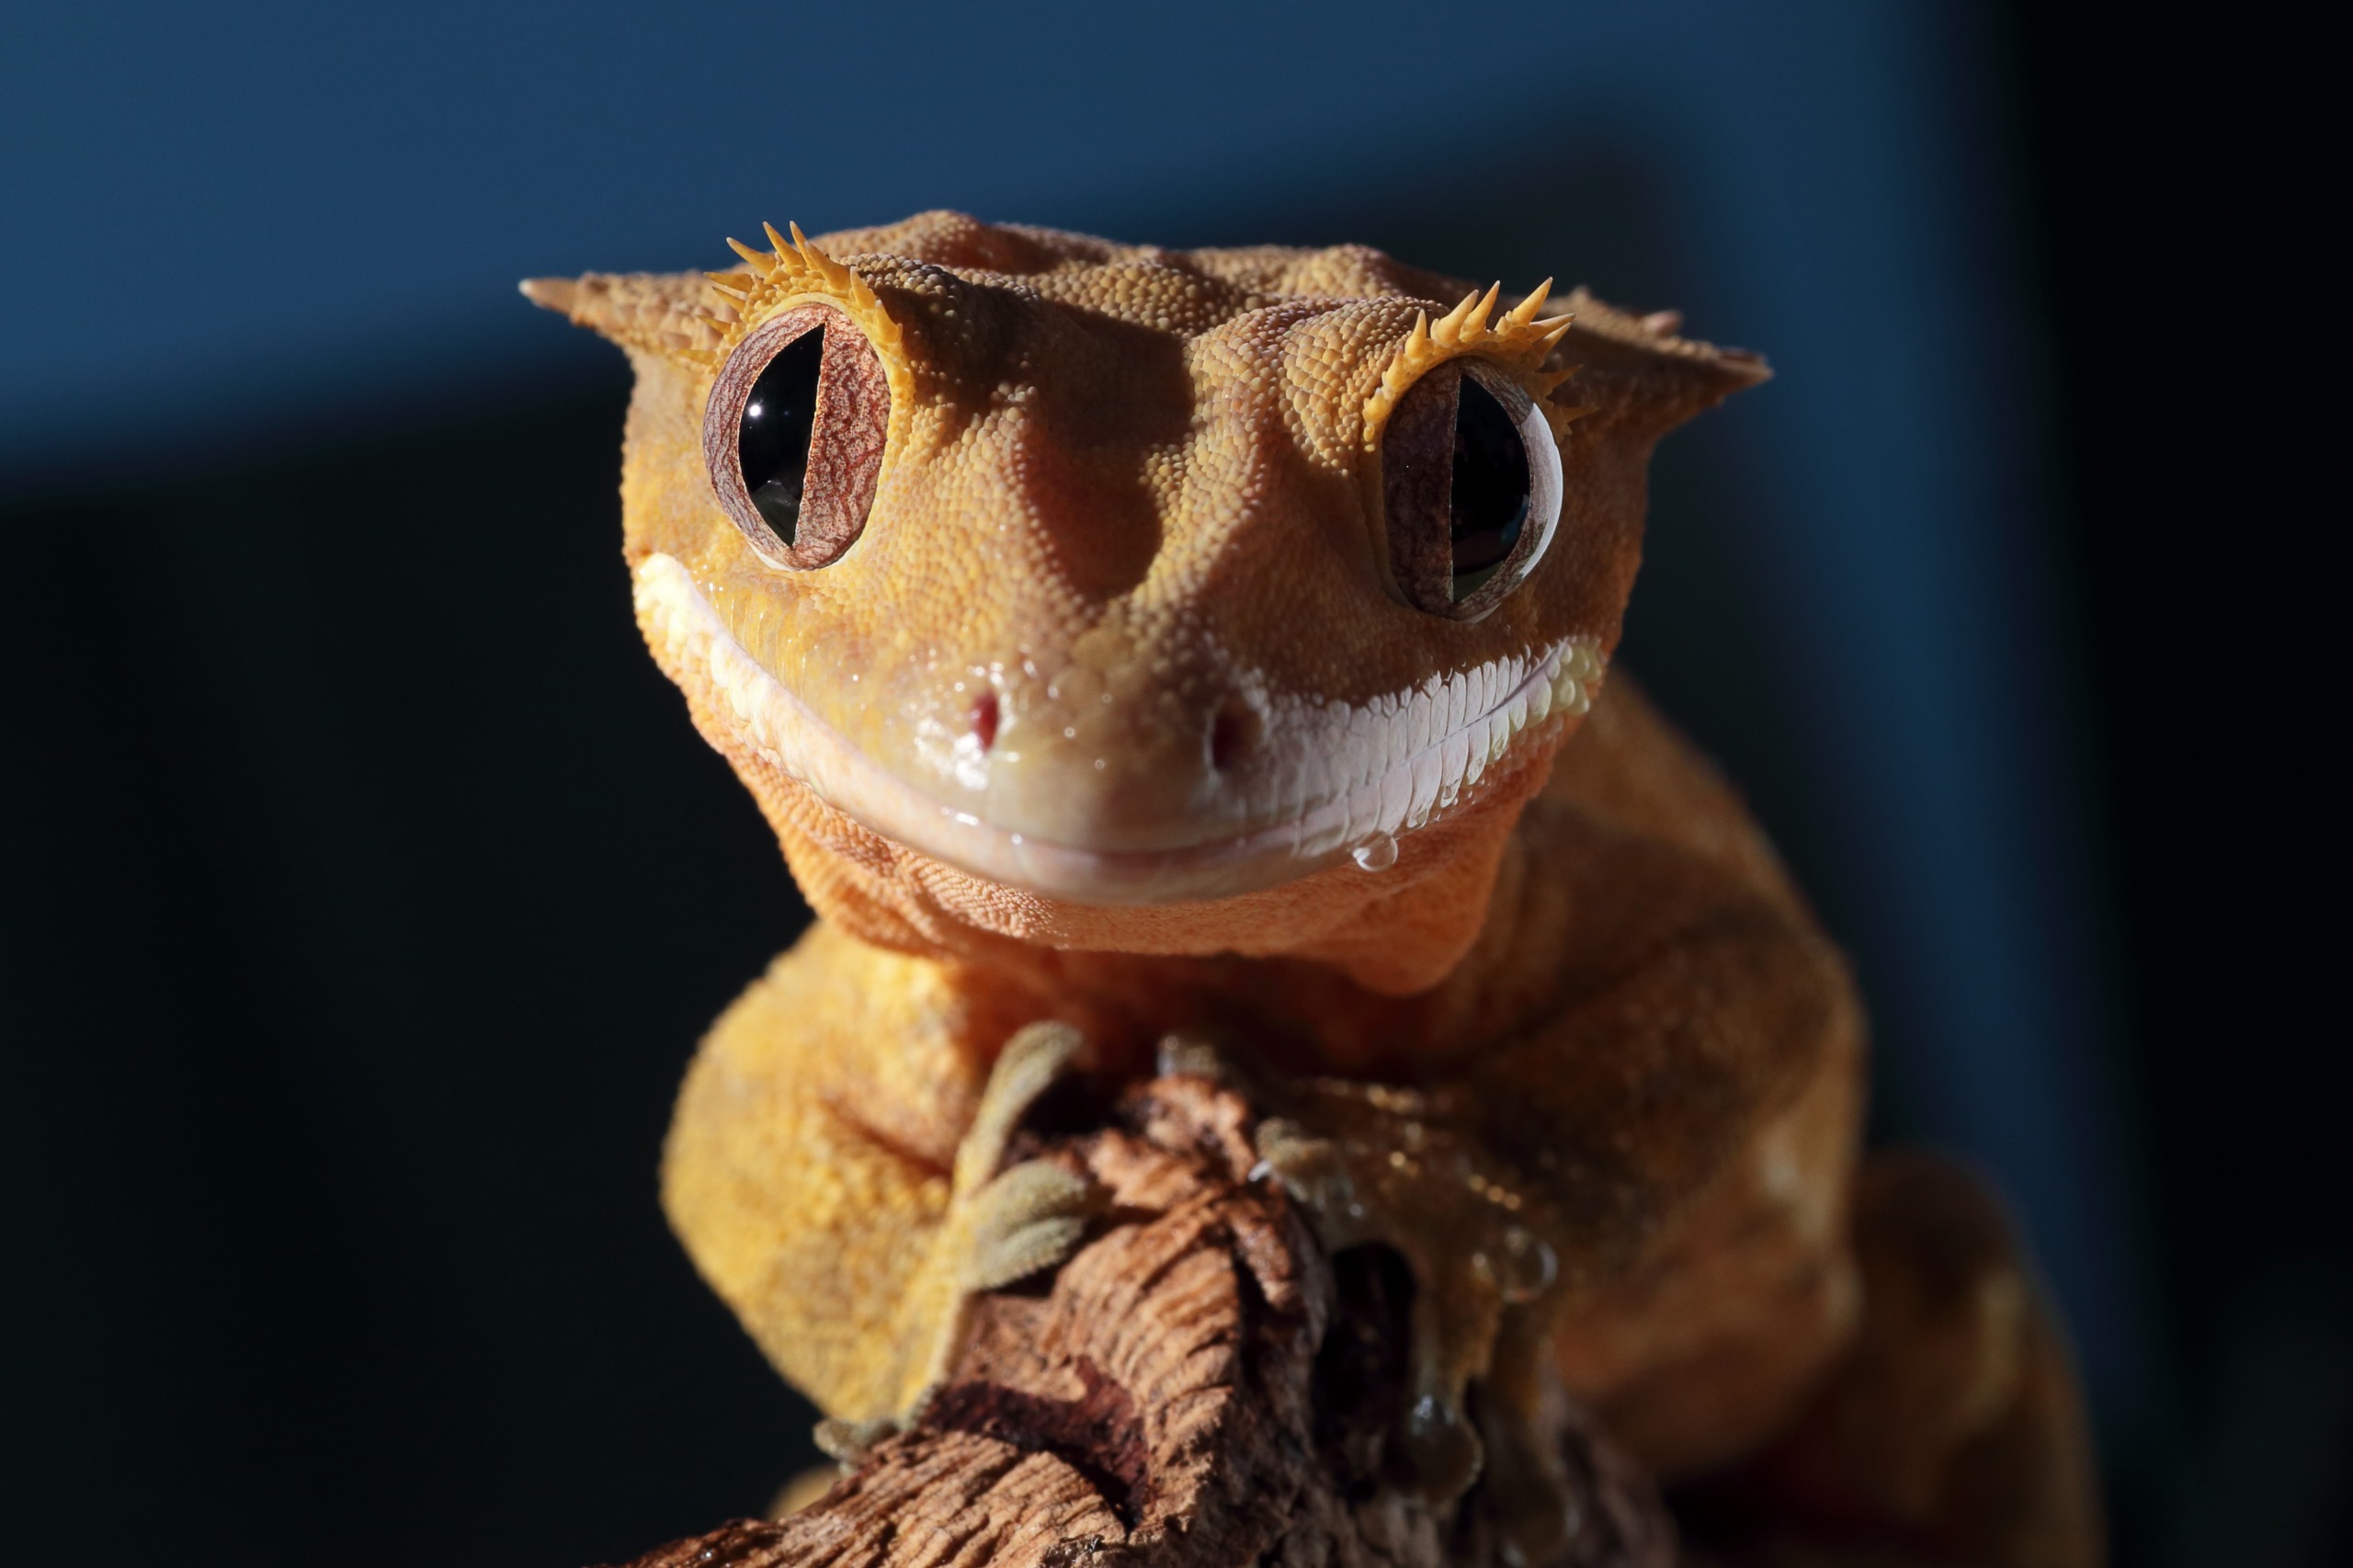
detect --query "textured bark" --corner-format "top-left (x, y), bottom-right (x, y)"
top-left (602, 1075), bottom-right (1675, 1568)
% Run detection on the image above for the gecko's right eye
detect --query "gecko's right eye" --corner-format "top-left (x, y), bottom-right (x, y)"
top-left (1376, 358), bottom-right (1563, 622)
top-left (704, 301), bottom-right (891, 569)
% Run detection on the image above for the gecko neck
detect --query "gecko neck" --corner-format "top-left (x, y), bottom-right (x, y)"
top-left (919, 790), bottom-right (1552, 1084)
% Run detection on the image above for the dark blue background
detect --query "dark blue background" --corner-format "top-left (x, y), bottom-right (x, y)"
top-left (1, 4), bottom-right (2337, 1563)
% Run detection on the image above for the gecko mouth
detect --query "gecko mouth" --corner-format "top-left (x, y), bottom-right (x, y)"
top-left (634, 552), bottom-right (1599, 905)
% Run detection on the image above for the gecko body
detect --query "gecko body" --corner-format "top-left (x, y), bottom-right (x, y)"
top-left (528, 211), bottom-right (2098, 1564)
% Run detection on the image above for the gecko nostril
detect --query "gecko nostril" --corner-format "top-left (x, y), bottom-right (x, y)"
top-left (970, 690), bottom-right (1000, 752)
top-left (1208, 699), bottom-right (1260, 774)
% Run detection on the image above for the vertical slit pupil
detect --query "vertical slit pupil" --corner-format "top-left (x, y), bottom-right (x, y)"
top-left (738, 326), bottom-right (827, 544)
top-left (1448, 375), bottom-right (1531, 598)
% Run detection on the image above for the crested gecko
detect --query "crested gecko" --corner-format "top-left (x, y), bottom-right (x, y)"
top-left (526, 210), bottom-right (2099, 1564)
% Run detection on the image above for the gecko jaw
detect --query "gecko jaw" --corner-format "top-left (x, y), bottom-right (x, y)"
top-left (635, 552), bottom-right (1600, 905)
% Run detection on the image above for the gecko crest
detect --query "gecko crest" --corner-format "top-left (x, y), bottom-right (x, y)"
top-left (1360, 279), bottom-right (1582, 450)
top-left (692, 221), bottom-right (911, 376)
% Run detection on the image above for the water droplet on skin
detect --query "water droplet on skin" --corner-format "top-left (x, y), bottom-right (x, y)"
top-left (1401, 1388), bottom-right (1484, 1503)
top-left (1495, 1225), bottom-right (1557, 1304)
top-left (1351, 832), bottom-right (1399, 871)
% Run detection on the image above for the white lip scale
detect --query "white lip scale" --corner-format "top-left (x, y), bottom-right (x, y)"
top-left (635, 551), bottom-right (1604, 904)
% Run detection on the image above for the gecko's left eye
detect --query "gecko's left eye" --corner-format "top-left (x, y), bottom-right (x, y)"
top-left (704, 301), bottom-right (891, 569)
top-left (1376, 359), bottom-right (1563, 620)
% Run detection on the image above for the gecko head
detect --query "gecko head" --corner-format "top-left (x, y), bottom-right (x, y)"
top-left (527, 211), bottom-right (1762, 987)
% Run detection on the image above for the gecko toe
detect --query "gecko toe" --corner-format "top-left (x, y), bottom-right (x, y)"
top-left (961, 1158), bottom-right (1101, 1290)
top-left (955, 1020), bottom-right (1086, 1197)
top-left (813, 1414), bottom-right (900, 1465)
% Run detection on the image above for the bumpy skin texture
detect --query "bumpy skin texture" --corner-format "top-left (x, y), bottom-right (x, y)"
top-left (529, 211), bottom-right (2099, 1562)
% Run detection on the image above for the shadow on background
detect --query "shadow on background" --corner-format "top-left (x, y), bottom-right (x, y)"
top-left (0, 4), bottom-right (2339, 1565)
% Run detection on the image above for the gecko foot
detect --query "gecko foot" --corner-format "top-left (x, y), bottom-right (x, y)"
top-left (949, 1018), bottom-right (1100, 1288)
top-left (886, 1021), bottom-right (1105, 1429)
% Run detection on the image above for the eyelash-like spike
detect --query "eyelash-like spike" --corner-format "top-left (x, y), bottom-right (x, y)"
top-left (1360, 281), bottom-right (1574, 449)
top-left (687, 221), bottom-right (909, 373)
top-left (1464, 282), bottom-right (1502, 339)
top-left (1503, 278), bottom-right (1554, 332)
top-left (1427, 286), bottom-right (1480, 347)
top-left (725, 236), bottom-right (778, 275)
top-left (787, 222), bottom-right (858, 294)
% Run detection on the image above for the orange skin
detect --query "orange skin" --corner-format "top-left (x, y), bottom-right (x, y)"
top-left (530, 211), bottom-right (2099, 1562)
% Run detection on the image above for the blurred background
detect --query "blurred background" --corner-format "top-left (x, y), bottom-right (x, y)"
top-left (0, 3), bottom-right (2336, 1563)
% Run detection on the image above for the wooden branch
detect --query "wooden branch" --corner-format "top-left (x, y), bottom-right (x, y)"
top-left (603, 1076), bottom-right (1676, 1568)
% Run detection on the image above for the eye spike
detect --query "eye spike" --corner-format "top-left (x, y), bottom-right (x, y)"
top-left (1392, 315), bottom-right (1433, 391)
top-left (699, 217), bottom-right (906, 387)
top-left (789, 222), bottom-right (854, 291)
top-left (1463, 282), bottom-right (1502, 340)
top-left (1428, 297), bottom-right (1463, 347)
top-left (1537, 315), bottom-right (1577, 351)
top-left (726, 236), bottom-right (777, 274)
top-left (1504, 278), bottom-right (1554, 330)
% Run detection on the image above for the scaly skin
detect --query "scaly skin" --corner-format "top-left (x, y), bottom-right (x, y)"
top-left (528, 210), bottom-right (2100, 1563)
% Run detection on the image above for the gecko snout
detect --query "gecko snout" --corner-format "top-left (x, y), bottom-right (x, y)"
top-left (968, 689), bottom-right (1002, 752)
top-left (939, 654), bottom-right (1276, 858)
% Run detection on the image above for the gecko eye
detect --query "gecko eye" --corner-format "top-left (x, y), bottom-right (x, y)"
top-left (704, 301), bottom-right (891, 569)
top-left (1377, 359), bottom-right (1563, 619)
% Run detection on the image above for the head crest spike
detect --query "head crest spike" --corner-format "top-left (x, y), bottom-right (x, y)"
top-left (1363, 288), bottom-right (1581, 449)
top-left (697, 221), bottom-right (908, 377)
top-left (787, 222), bottom-right (826, 274)
top-left (1505, 279), bottom-right (1554, 330)
top-left (1539, 362), bottom-right (1582, 395)
top-left (788, 223), bottom-right (852, 290)
top-left (1429, 291), bottom-right (1476, 346)
top-left (725, 236), bottom-right (776, 273)
top-left (1463, 282), bottom-right (1501, 339)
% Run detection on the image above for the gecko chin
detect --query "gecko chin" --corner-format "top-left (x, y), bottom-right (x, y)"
top-left (635, 551), bottom-right (1603, 906)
